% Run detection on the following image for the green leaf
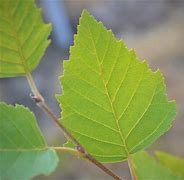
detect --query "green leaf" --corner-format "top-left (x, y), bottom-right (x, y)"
top-left (0, 102), bottom-right (58, 180)
top-left (0, 0), bottom-right (51, 78)
top-left (132, 151), bottom-right (182, 180)
top-left (156, 151), bottom-right (184, 178)
top-left (58, 10), bottom-right (176, 163)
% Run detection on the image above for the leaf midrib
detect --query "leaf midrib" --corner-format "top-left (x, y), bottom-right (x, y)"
top-left (2, 1), bottom-right (31, 74)
top-left (85, 19), bottom-right (129, 156)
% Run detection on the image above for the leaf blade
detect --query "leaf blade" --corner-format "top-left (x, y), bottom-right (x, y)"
top-left (0, 0), bottom-right (51, 78)
top-left (156, 151), bottom-right (184, 178)
top-left (0, 102), bottom-right (58, 179)
top-left (132, 151), bottom-right (182, 180)
top-left (58, 10), bottom-right (176, 163)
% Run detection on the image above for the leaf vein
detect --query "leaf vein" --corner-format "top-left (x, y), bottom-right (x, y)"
top-left (63, 102), bottom-right (119, 133)
top-left (64, 72), bottom-right (105, 95)
top-left (105, 43), bottom-right (122, 86)
top-left (0, 60), bottom-right (22, 66)
top-left (69, 129), bottom-right (125, 147)
top-left (129, 109), bottom-right (173, 153)
top-left (117, 66), bottom-right (146, 121)
top-left (100, 33), bottom-right (112, 66)
top-left (111, 58), bottom-right (133, 103)
top-left (125, 80), bottom-right (162, 140)
top-left (16, 2), bottom-right (32, 33)
top-left (8, 117), bottom-right (37, 148)
top-left (64, 83), bottom-right (112, 114)
top-left (0, 45), bottom-right (19, 54)
top-left (5, 151), bottom-right (21, 176)
top-left (0, 130), bottom-right (19, 148)
top-left (74, 56), bottom-right (100, 76)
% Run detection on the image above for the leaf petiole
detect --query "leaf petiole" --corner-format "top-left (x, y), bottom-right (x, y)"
top-left (128, 155), bottom-right (137, 180)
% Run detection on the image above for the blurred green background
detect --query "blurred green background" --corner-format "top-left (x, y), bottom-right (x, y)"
top-left (0, 0), bottom-right (184, 179)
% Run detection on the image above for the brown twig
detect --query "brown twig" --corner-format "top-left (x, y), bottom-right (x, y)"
top-left (26, 72), bottom-right (123, 180)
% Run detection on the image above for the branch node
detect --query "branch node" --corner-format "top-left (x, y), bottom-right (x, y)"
top-left (76, 145), bottom-right (86, 154)
top-left (30, 93), bottom-right (43, 103)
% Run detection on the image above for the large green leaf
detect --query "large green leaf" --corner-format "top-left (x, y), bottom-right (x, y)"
top-left (0, 103), bottom-right (58, 179)
top-left (132, 151), bottom-right (182, 180)
top-left (58, 10), bottom-right (176, 163)
top-left (0, 0), bottom-right (51, 77)
top-left (156, 151), bottom-right (184, 178)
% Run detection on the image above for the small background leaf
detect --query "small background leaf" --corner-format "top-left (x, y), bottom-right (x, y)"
top-left (132, 151), bottom-right (182, 180)
top-left (0, 0), bottom-right (51, 77)
top-left (58, 10), bottom-right (176, 163)
top-left (0, 102), bottom-right (58, 179)
top-left (156, 151), bottom-right (184, 178)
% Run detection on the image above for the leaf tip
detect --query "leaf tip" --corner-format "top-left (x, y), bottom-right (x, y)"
top-left (81, 9), bottom-right (90, 17)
